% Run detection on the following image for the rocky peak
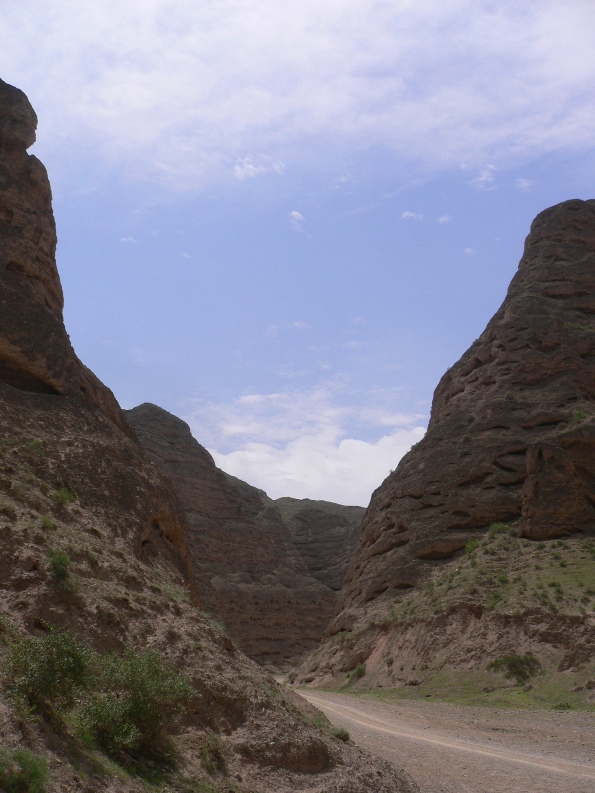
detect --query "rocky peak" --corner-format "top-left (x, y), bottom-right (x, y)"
top-left (0, 78), bottom-right (129, 432)
top-left (336, 199), bottom-right (595, 617)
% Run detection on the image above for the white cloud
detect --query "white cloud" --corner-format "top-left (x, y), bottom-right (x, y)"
top-left (437, 214), bottom-right (450, 224)
top-left (233, 155), bottom-right (285, 180)
top-left (120, 235), bottom-right (136, 243)
top-left (289, 210), bottom-right (305, 232)
top-left (515, 177), bottom-right (534, 191)
top-left (470, 165), bottom-right (497, 191)
top-left (2, 2), bottom-right (595, 190)
top-left (291, 321), bottom-right (311, 329)
top-left (184, 387), bottom-right (426, 506)
top-left (464, 247), bottom-right (476, 255)
top-left (400, 211), bottom-right (424, 221)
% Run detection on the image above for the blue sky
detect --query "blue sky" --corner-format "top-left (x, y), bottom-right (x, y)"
top-left (2, 1), bottom-right (595, 505)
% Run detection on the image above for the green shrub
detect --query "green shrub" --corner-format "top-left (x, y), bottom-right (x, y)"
top-left (332, 727), bottom-right (350, 742)
top-left (54, 486), bottom-right (76, 507)
top-left (40, 516), bottom-right (54, 531)
top-left (199, 730), bottom-right (226, 774)
top-left (0, 748), bottom-right (49, 793)
top-left (465, 539), bottom-right (479, 555)
top-left (79, 649), bottom-right (191, 757)
top-left (349, 663), bottom-right (366, 683)
top-left (487, 653), bottom-right (542, 685)
top-left (48, 550), bottom-right (70, 582)
top-left (488, 522), bottom-right (514, 538)
top-left (8, 629), bottom-right (92, 709)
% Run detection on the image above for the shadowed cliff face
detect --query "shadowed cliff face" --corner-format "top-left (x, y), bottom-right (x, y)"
top-left (336, 199), bottom-right (595, 616)
top-left (273, 497), bottom-right (364, 591)
top-left (0, 78), bottom-right (130, 432)
top-left (125, 403), bottom-right (337, 668)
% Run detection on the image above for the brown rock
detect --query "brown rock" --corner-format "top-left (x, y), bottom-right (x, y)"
top-left (273, 497), bottom-right (363, 591)
top-left (0, 78), bottom-right (130, 435)
top-left (125, 402), bottom-right (337, 668)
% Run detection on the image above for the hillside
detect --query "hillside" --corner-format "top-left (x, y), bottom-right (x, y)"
top-left (295, 199), bottom-right (595, 706)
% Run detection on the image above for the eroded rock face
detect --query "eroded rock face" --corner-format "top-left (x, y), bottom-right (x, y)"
top-left (273, 497), bottom-right (363, 591)
top-left (0, 78), bottom-right (129, 433)
top-left (333, 199), bottom-right (595, 618)
top-left (0, 78), bottom-right (417, 793)
top-left (125, 403), bottom-right (337, 668)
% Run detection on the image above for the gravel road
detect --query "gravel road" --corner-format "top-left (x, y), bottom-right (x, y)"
top-left (299, 690), bottom-right (595, 793)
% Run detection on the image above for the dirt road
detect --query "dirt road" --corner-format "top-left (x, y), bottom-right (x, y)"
top-left (299, 690), bottom-right (595, 793)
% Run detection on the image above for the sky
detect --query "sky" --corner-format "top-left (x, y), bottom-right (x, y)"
top-left (2, 1), bottom-right (595, 506)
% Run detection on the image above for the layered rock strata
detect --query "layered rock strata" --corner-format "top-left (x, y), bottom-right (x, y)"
top-left (0, 77), bottom-right (416, 793)
top-left (273, 497), bottom-right (363, 591)
top-left (125, 403), bottom-right (337, 668)
top-left (297, 199), bottom-right (595, 686)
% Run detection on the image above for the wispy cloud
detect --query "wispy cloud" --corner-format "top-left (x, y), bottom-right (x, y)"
top-left (470, 165), bottom-right (497, 191)
top-left (515, 177), bottom-right (534, 191)
top-left (289, 210), bottom-right (305, 232)
top-left (183, 386), bottom-right (426, 505)
top-left (464, 247), bottom-right (476, 255)
top-left (3, 3), bottom-right (595, 190)
top-left (400, 211), bottom-right (424, 221)
top-left (234, 155), bottom-right (285, 180)
top-left (437, 214), bottom-right (450, 224)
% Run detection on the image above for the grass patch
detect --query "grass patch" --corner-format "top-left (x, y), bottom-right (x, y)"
top-left (199, 731), bottom-right (226, 775)
top-left (0, 748), bottom-right (49, 793)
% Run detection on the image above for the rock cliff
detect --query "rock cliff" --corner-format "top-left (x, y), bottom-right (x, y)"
top-left (296, 199), bottom-right (595, 693)
top-left (125, 403), bottom-right (337, 668)
top-left (273, 497), bottom-right (363, 591)
top-left (0, 77), bottom-right (416, 793)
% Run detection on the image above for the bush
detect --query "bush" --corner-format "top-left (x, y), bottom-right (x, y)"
top-left (54, 486), bottom-right (75, 506)
top-left (0, 748), bottom-right (49, 793)
top-left (8, 629), bottom-right (92, 710)
top-left (48, 551), bottom-right (70, 582)
top-left (350, 663), bottom-right (366, 683)
top-left (79, 649), bottom-right (191, 757)
top-left (487, 653), bottom-right (542, 685)
top-left (332, 727), bottom-right (350, 742)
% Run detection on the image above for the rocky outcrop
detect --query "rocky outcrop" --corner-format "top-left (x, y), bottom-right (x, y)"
top-left (0, 80), bottom-right (129, 434)
top-left (125, 402), bottom-right (337, 668)
top-left (273, 497), bottom-right (363, 591)
top-left (0, 77), bottom-right (417, 793)
top-left (296, 199), bottom-right (595, 686)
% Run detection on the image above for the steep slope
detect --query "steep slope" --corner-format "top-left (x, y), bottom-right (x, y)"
top-left (296, 199), bottom-right (595, 699)
top-left (125, 403), bottom-right (336, 668)
top-left (0, 77), bottom-right (417, 793)
top-left (273, 497), bottom-right (363, 591)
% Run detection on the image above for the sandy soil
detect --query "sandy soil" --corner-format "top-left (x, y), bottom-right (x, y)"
top-left (298, 690), bottom-right (595, 793)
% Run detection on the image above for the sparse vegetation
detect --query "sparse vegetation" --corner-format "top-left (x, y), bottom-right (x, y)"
top-left (54, 486), bottom-right (76, 506)
top-left (48, 550), bottom-right (70, 582)
top-left (487, 653), bottom-right (542, 685)
top-left (0, 747), bottom-right (49, 793)
top-left (332, 727), bottom-right (350, 742)
top-left (199, 730), bottom-right (226, 775)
